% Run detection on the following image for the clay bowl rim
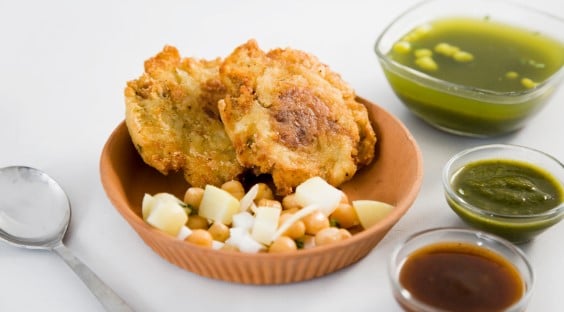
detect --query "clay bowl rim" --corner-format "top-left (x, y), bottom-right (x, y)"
top-left (99, 96), bottom-right (423, 262)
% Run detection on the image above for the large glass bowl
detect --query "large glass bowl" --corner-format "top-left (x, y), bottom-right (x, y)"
top-left (375, 0), bottom-right (564, 137)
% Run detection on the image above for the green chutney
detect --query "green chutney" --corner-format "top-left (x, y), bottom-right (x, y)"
top-left (389, 17), bottom-right (564, 92)
top-left (448, 159), bottom-right (564, 243)
top-left (452, 159), bottom-right (563, 215)
top-left (383, 17), bottom-right (564, 136)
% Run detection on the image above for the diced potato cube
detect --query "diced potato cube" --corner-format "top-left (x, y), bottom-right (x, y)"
top-left (294, 177), bottom-right (343, 216)
top-left (142, 193), bottom-right (185, 221)
top-left (198, 185), bottom-right (240, 225)
top-left (352, 200), bottom-right (394, 229)
top-left (146, 198), bottom-right (188, 236)
top-left (251, 206), bottom-right (281, 245)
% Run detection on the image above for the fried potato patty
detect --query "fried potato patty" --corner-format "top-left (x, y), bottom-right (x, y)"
top-left (124, 46), bottom-right (244, 187)
top-left (218, 40), bottom-right (376, 195)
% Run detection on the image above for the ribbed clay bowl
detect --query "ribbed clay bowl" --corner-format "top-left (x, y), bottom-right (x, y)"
top-left (99, 97), bottom-right (423, 284)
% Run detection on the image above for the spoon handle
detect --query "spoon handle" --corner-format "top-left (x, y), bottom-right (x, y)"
top-left (53, 243), bottom-right (133, 312)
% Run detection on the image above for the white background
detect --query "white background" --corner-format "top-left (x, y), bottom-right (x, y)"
top-left (1, 0), bottom-right (563, 311)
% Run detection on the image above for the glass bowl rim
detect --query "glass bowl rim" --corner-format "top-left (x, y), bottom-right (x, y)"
top-left (442, 143), bottom-right (564, 220)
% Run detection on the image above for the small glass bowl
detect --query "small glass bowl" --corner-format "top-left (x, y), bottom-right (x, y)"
top-left (443, 144), bottom-right (564, 243)
top-left (375, 0), bottom-right (564, 137)
top-left (389, 227), bottom-right (534, 312)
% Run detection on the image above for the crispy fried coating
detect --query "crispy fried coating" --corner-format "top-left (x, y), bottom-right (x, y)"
top-left (124, 46), bottom-right (244, 187)
top-left (218, 40), bottom-right (376, 195)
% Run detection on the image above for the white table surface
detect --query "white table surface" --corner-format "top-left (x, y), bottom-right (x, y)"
top-left (1, 0), bottom-right (563, 311)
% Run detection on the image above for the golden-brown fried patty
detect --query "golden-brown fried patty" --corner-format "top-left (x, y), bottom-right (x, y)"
top-left (218, 40), bottom-right (376, 195)
top-left (124, 46), bottom-right (244, 187)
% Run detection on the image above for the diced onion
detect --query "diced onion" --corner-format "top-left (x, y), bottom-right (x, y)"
top-left (232, 211), bottom-right (255, 231)
top-left (239, 184), bottom-right (259, 212)
top-left (272, 204), bottom-right (319, 241)
top-left (176, 226), bottom-right (193, 240)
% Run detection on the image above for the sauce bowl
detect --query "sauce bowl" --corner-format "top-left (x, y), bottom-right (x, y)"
top-left (389, 228), bottom-right (534, 312)
top-left (443, 144), bottom-right (564, 243)
top-left (375, 0), bottom-right (564, 137)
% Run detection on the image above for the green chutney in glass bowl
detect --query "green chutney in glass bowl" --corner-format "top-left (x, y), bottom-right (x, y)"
top-left (443, 144), bottom-right (564, 243)
top-left (375, 0), bottom-right (564, 137)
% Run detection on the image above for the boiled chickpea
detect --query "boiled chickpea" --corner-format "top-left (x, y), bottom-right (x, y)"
top-left (315, 227), bottom-right (342, 246)
top-left (269, 236), bottom-right (297, 253)
top-left (255, 183), bottom-right (274, 201)
top-left (282, 193), bottom-right (302, 210)
top-left (185, 229), bottom-right (213, 248)
top-left (256, 198), bottom-right (282, 209)
top-left (184, 187), bottom-right (204, 209)
top-left (278, 212), bottom-right (306, 239)
top-left (338, 228), bottom-right (352, 240)
top-left (301, 235), bottom-right (316, 249)
top-left (221, 180), bottom-right (245, 200)
top-left (186, 215), bottom-right (209, 230)
top-left (330, 203), bottom-right (360, 229)
top-left (208, 222), bottom-right (230, 242)
top-left (303, 211), bottom-right (330, 235)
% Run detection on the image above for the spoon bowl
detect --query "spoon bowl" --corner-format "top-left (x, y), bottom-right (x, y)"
top-left (0, 166), bottom-right (131, 312)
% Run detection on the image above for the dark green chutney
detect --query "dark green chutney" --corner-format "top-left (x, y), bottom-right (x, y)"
top-left (383, 17), bottom-right (564, 136)
top-left (448, 159), bottom-right (564, 243)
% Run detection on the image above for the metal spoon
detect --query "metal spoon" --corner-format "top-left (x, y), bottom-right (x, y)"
top-left (0, 166), bottom-right (132, 312)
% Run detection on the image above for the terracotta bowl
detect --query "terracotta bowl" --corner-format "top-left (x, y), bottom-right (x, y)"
top-left (99, 97), bottom-right (423, 284)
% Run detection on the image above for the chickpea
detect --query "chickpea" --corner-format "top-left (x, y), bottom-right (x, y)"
top-left (185, 229), bottom-right (213, 248)
top-left (184, 187), bottom-right (204, 209)
top-left (301, 235), bottom-right (316, 249)
top-left (269, 236), bottom-right (297, 253)
top-left (303, 211), bottom-right (330, 235)
top-left (315, 227), bottom-right (343, 246)
top-left (282, 193), bottom-right (302, 210)
top-left (278, 212), bottom-right (306, 239)
top-left (186, 215), bottom-right (209, 230)
top-left (339, 228), bottom-right (352, 240)
top-left (255, 183), bottom-right (274, 202)
top-left (221, 180), bottom-right (245, 200)
top-left (256, 198), bottom-right (282, 209)
top-left (208, 222), bottom-right (230, 242)
top-left (330, 203), bottom-right (360, 229)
